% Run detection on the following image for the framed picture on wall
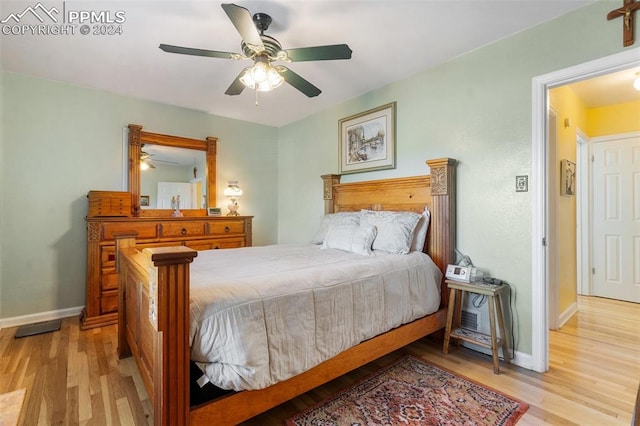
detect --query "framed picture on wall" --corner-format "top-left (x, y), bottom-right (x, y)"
top-left (140, 195), bottom-right (150, 206)
top-left (339, 102), bottom-right (396, 174)
top-left (560, 159), bottom-right (575, 196)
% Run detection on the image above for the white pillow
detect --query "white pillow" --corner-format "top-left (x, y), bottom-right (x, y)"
top-left (311, 212), bottom-right (360, 245)
top-left (360, 210), bottom-right (421, 254)
top-left (410, 208), bottom-right (431, 252)
top-left (322, 224), bottom-right (377, 256)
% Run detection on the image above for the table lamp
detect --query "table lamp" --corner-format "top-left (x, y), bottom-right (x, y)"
top-left (224, 181), bottom-right (243, 216)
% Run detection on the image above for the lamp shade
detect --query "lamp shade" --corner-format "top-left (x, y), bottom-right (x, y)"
top-left (224, 181), bottom-right (243, 198)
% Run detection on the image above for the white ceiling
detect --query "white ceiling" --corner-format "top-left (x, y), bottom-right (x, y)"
top-left (2, 0), bottom-right (635, 128)
top-left (568, 66), bottom-right (640, 107)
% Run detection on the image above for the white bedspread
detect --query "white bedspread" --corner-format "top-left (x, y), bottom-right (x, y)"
top-left (189, 244), bottom-right (442, 391)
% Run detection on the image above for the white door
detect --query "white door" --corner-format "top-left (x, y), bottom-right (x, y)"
top-left (592, 135), bottom-right (640, 303)
top-left (157, 182), bottom-right (192, 209)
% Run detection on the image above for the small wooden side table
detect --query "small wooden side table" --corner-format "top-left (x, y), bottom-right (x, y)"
top-left (443, 279), bottom-right (511, 374)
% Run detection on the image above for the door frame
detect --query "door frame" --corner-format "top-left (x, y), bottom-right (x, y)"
top-left (576, 130), bottom-right (590, 296)
top-left (531, 47), bottom-right (640, 373)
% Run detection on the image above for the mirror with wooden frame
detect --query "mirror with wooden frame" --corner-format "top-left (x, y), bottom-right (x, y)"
top-left (128, 124), bottom-right (217, 217)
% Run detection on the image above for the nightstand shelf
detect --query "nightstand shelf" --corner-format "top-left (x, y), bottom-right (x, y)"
top-left (443, 279), bottom-right (511, 374)
top-left (449, 327), bottom-right (501, 348)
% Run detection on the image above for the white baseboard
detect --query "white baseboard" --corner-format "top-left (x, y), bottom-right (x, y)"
top-left (461, 342), bottom-right (534, 370)
top-left (557, 302), bottom-right (578, 329)
top-left (0, 306), bottom-right (83, 330)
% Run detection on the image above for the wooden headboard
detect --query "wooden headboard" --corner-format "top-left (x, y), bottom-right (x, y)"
top-left (321, 157), bottom-right (457, 306)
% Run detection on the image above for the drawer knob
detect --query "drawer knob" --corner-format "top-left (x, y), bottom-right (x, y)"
top-left (181, 228), bottom-right (187, 235)
top-left (224, 226), bottom-right (230, 233)
top-left (214, 246), bottom-right (220, 249)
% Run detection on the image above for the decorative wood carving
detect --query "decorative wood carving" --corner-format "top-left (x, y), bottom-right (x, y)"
top-left (87, 222), bottom-right (101, 241)
top-left (321, 174), bottom-right (341, 213)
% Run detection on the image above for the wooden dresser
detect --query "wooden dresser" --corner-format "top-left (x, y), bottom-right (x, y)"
top-left (81, 215), bottom-right (253, 330)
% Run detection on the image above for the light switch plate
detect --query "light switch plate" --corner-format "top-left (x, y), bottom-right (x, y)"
top-left (516, 175), bottom-right (528, 192)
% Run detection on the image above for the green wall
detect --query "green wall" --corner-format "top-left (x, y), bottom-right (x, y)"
top-left (0, 0), bottom-right (632, 360)
top-left (0, 72), bottom-right (279, 319)
top-left (277, 0), bottom-right (629, 356)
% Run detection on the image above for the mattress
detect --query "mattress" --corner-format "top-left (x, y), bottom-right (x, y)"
top-left (188, 243), bottom-right (442, 391)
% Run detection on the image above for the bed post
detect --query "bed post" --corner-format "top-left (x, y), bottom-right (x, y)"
top-left (321, 174), bottom-right (341, 213)
top-left (426, 158), bottom-right (457, 306)
top-left (148, 246), bottom-right (198, 426)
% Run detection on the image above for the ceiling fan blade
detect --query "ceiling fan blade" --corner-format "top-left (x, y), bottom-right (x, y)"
top-left (221, 3), bottom-right (264, 53)
top-left (225, 69), bottom-right (247, 96)
top-left (159, 44), bottom-right (238, 59)
top-left (280, 67), bottom-right (321, 97)
top-left (284, 44), bottom-right (352, 62)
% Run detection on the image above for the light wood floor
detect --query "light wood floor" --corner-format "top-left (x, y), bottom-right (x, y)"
top-left (0, 296), bottom-right (638, 425)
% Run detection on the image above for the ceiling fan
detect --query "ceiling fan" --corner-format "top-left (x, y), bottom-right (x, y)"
top-left (159, 3), bottom-right (352, 98)
top-left (140, 149), bottom-right (178, 170)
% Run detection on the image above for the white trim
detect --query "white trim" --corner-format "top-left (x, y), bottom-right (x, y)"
top-left (591, 131), bottom-right (640, 144)
top-left (557, 301), bottom-right (578, 329)
top-left (531, 69), bottom-right (549, 373)
top-left (547, 107), bottom-right (558, 331)
top-left (576, 129), bottom-right (590, 296)
top-left (460, 344), bottom-right (533, 370)
top-left (0, 306), bottom-right (83, 330)
top-left (532, 47), bottom-right (640, 373)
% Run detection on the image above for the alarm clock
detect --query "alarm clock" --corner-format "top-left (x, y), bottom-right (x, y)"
top-left (445, 264), bottom-right (473, 282)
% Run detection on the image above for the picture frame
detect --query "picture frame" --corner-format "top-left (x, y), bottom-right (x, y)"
top-left (339, 102), bottom-right (396, 174)
top-left (560, 159), bottom-right (576, 196)
top-left (207, 207), bottom-right (222, 216)
top-left (140, 195), bottom-right (150, 207)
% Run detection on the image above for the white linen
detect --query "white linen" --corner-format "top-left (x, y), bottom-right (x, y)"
top-left (322, 223), bottom-right (377, 255)
top-left (359, 210), bottom-right (422, 254)
top-left (189, 244), bottom-right (442, 391)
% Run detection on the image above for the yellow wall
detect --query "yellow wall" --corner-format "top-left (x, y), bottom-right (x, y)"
top-left (549, 86), bottom-right (587, 321)
top-left (548, 93), bottom-right (639, 325)
top-left (587, 100), bottom-right (640, 136)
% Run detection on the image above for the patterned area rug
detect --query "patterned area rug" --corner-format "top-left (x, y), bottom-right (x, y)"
top-left (285, 356), bottom-right (528, 426)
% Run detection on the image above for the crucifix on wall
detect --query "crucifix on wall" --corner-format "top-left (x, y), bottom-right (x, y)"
top-left (607, 0), bottom-right (640, 46)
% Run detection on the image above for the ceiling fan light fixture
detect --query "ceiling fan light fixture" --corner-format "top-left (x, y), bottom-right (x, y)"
top-left (250, 61), bottom-right (268, 82)
top-left (633, 72), bottom-right (640, 91)
top-left (240, 62), bottom-right (284, 92)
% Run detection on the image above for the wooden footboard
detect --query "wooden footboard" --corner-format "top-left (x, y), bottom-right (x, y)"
top-left (117, 237), bottom-right (197, 425)
top-left (117, 157), bottom-right (457, 426)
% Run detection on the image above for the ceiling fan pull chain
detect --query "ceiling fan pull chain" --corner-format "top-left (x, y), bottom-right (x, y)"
top-left (255, 88), bottom-right (259, 106)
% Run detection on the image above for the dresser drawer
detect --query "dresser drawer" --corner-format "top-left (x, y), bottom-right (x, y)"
top-left (101, 290), bottom-right (118, 314)
top-left (88, 191), bottom-right (131, 217)
top-left (101, 270), bottom-right (118, 291)
top-left (185, 237), bottom-right (246, 251)
top-left (101, 247), bottom-right (117, 267)
top-left (160, 221), bottom-right (206, 238)
top-left (207, 220), bottom-right (245, 235)
top-left (102, 222), bottom-right (158, 240)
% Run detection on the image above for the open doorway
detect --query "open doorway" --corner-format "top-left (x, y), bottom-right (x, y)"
top-left (531, 47), bottom-right (640, 373)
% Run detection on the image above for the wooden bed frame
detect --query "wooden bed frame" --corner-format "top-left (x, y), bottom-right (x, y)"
top-left (116, 157), bottom-right (457, 425)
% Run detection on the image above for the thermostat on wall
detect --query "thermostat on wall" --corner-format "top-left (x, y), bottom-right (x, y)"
top-left (445, 264), bottom-right (473, 282)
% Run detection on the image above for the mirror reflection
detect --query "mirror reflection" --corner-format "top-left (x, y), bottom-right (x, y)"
top-left (139, 145), bottom-right (207, 209)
